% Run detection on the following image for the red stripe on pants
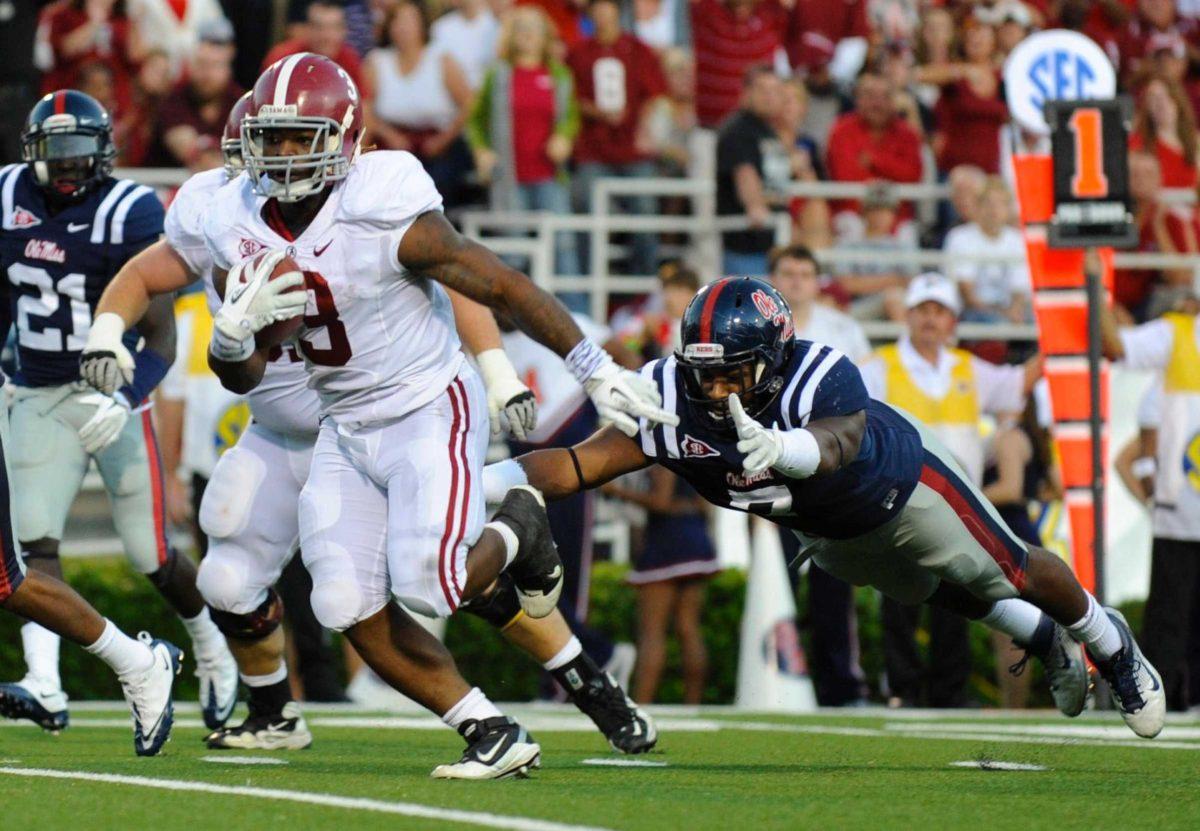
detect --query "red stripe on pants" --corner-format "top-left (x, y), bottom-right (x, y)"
top-left (450, 377), bottom-right (472, 600)
top-left (437, 383), bottom-right (464, 612)
top-left (918, 464), bottom-right (1027, 592)
top-left (141, 411), bottom-right (169, 567)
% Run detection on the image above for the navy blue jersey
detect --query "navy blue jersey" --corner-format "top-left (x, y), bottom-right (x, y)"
top-left (636, 340), bottom-right (925, 540)
top-left (0, 163), bottom-right (163, 388)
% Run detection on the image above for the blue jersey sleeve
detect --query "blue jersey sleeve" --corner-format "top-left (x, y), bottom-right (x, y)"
top-left (113, 187), bottom-right (165, 259)
top-left (807, 354), bottom-right (869, 422)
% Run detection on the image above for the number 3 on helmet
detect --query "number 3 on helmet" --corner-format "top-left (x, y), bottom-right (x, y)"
top-left (242, 52), bottom-right (364, 202)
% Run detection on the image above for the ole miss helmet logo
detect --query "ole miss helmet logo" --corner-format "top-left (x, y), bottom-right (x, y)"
top-left (751, 288), bottom-right (794, 338)
top-left (682, 434), bottom-right (720, 459)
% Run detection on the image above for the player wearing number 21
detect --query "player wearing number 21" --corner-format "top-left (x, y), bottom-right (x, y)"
top-left (117, 53), bottom-right (671, 778)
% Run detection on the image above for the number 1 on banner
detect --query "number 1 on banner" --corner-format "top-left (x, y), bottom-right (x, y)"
top-left (1069, 108), bottom-right (1108, 198)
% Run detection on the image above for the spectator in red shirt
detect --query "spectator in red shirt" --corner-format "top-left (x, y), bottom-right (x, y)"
top-left (567, 0), bottom-right (667, 275)
top-left (825, 72), bottom-right (924, 225)
top-left (120, 49), bottom-right (173, 166)
top-left (1116, 151), bottom-right (1199, 321)
top-left (785, 0), bottom-right (869, 87)
top-left (262, 1), bottom-right (369, 98)
top-left (1117, 0), bottom-right (1200, 85)
top-left (154, 32), bottom-right (243, 169)
top-left (1143, 32), bottom-right (1200, 122)
top-left (467, 5), bottom-right (582, 284)
top-left (691, 0), bottom-right (785, 129)
top-left (932, 17), bottom-right (1008, 175)
top-left (517, 0), bottom-right (588, 51)
top-left (1130, 75), bottom-right (1200, 189)
top-left (41, 0), bottom-right (144, 117)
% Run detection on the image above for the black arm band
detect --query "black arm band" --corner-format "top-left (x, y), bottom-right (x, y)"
top-left (567, 446), bottom-right (587, 490)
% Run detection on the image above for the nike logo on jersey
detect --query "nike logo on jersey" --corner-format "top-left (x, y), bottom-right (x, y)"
top-left (314, 240), bottom-right (333, 256)
top-left (67, 222), bottom-right (90, 233)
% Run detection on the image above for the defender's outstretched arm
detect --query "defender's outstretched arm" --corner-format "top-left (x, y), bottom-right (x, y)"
top-left (486, 425), bottom-right (652, 502)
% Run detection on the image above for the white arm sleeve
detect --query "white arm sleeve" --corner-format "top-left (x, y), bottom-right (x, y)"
top-left (974, 357), bottom-right (1026, 414)
top-left (1118, 319), bottom-right (1174, 371)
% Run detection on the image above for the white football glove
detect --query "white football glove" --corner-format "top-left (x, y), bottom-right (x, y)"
top-left (729, 393), bottom-right (781, 475)
top-left (78, 392), bottom-right (131, 454)
top-left (476, 349), bottom-right (537, 441)
top-left (80, 312), bottom-right (136, 395)
top-left (212, 250), bottom-right (307, 360)
top-left (730, 393), bottom-right (823, 478)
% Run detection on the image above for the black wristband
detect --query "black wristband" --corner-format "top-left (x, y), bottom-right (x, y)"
top-left (567, 446), bottom-right (586, 490)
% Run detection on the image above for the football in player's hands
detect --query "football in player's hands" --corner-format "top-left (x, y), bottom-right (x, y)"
top-left (235, 250), bottom-right (306, 348)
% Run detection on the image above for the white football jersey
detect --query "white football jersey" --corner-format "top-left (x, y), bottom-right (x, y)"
top-left (202, 151), bottom-right (464, 427)
top-left (166, 168), bottom-right (323, 438)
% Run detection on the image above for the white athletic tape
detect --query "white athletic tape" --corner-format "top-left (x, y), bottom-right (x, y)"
top-left (0, 768), bottom-right (614, 831)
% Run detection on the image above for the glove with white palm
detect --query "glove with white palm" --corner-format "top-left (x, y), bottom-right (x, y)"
top-left (566, 339), bottom-right (679, 437)
top-left (211, 250), bottom-right (307, 361)
top-left (78, 391), bottom-right (131, 454)
top-left (729, 393), bottom-right (821, 478)
top-left (476, 348), bottom-right (537, 440)
top-left (80, 312), bottom-right (136, 395)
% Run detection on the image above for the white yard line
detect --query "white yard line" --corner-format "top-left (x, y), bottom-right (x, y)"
top-left (0, 767), bottom-right (614, 831)
top-left (200, 756), bottom-right (288, 766)
top-left (579, 759), bottom-right (668, 768)
top-left (887, 722), bottom-right (1200, 741)
top-left (949, 761), bottom-right (1048, 771)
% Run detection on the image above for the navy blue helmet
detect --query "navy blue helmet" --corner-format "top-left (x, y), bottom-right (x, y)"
top-left (676, 276), bottom-right (796, 426)
top-left (21, 90), bottom-right (116, 202)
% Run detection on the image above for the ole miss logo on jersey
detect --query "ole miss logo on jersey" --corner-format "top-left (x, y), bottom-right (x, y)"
top-left (23, 239), bottom-right (66, 264)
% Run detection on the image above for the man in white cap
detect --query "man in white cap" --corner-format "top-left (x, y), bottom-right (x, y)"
top-left (859, 272), bottom-right (1041, 707)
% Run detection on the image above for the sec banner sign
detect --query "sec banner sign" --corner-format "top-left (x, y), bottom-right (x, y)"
top-left (1003, 30), bottom-right (1116, 136)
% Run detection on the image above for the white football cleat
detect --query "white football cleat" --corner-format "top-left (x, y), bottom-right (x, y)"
top-left (1091, 609), bottom-right (1165, 739)
top-left (431, 717), bottom-right (541, 780)
top-left (1010, 613), bottom-right (1090, 718)
top-left (196, 641), bottom-right (239, 730)
top-left (121, 634), bottom-right (183, 756)
top-left (205, 701), bottom-right (313, 750)
top-left (0, 675), bottom-right (69, 732)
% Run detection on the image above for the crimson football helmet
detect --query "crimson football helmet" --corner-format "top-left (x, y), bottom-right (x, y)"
top-left (221, 91), bottom-right (253, 177)
top-left (241, 52), bottom-right (364, 201)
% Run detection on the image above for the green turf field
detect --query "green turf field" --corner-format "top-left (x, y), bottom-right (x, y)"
top-left (0, 704), bottom-right (1197, 830)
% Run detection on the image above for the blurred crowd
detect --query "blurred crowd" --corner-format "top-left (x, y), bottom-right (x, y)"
top-left (3, 0), bottom-right (1197, 325)
top-left (4, 0), bottom-right (1200, 708)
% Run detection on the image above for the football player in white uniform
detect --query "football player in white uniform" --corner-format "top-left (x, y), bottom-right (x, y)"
top-left (86, 83), bottom-right (658, 760)
top-left (202, 53), bottom-right (672, 777)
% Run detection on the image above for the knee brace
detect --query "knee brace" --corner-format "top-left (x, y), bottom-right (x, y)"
top-left (147, 548), bottom-right (181, 590)
top-left (19, 538), bottom-right (59, 562)
top-left (209, 588), bottom-right (284, 641)
top-left (460, 573), bottom-right (524, 631)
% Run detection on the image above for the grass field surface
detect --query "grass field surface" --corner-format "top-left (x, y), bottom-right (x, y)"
top-left (1, 704), bottom-right (1197, 830)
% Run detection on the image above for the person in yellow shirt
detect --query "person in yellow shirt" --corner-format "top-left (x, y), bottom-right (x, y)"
top-left (1103, 299), bottom-right (1200, 710)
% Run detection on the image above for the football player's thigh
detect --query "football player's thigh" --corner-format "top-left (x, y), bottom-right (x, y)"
top-left (8, 387), bottom-right (88, 545)
top-left (197, 424), bottom-right (310, 613)
top-left (384, 371), bottom-right (489, 619)
top-left (894, 479), bottom-right (1024, 602)
top-left (92, 408), bottom-right (170, 574)
top-left (810, 532), bottom-right (940, 607)
top-left (0, 408), bottom-right (28, 600)
top-left (298, 423), bottom-right (390, 632)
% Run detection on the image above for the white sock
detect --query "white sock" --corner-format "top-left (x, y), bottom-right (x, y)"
top-left (181, 607), bottom-right (224, 657)
top-left (21, 622), bottom-right (62, 689)
top-left (542, 636), bottom-right (582, 671)
top-left (84, 620), bottom-right (154, 679)
top-left (980, 599), bottom-right (1044, 645)
top-left (441, 686), bottom-right (503, 729)
top-left (1066, 593), bottom-right (1122, 660)
top-left (241, 664), bottom-right (288, 687)
top-left (484, 521), bottom-right (520, 568)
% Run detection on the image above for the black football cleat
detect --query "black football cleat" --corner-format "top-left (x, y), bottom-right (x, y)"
top-left (430, 716), bottom-right (541, 779)
top-left (492, 486), bottom-right (563, 618)
top-left (567, 669), bottom-right (657, 754)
